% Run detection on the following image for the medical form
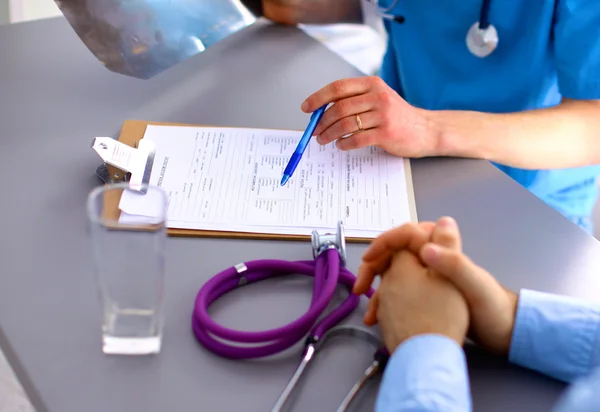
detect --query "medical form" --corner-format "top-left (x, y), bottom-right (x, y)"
top-left (119, 124), bottom-right (414, 238)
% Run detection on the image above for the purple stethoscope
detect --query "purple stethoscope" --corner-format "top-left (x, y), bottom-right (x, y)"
top-left (192, 221), bottom-right (389, 411)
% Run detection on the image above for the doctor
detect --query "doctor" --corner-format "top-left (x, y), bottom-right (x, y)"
top-left (354, 218), bottom-right (600, 411)
top-left (244, 0), bottom-right (600, 233)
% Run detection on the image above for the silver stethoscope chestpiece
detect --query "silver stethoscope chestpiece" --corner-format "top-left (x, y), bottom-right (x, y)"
top-left (311, 221), bottom-right (347, 266)
top-left (466, 22), bottom-right (498, 58)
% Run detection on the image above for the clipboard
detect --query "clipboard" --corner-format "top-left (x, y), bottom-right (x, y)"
top-left (93, 119), bottom-right (419, 243)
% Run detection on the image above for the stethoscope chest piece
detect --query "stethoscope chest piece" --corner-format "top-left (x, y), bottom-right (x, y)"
top-left (466, 22), bottom-right (498, 58)
top-left (312, 220), bottom-right (347, 265)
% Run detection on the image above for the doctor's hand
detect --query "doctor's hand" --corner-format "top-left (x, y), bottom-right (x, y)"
top-left (302, 76), bottom-right (439, 156)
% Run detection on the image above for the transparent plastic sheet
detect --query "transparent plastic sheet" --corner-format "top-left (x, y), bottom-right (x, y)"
top-left (54, 0), bottom-right (256, 79)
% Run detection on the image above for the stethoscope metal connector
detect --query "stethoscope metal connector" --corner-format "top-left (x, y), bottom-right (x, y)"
top-left (311, 220), bottom-right (347, 266)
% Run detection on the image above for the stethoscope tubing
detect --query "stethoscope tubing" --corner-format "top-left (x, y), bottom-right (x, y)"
top-left (192, 249), bottom-right (375, 359)
top-left (478, 0), bottom-right (492, 29)
top-left (374, 0), bottom-right (493, 29)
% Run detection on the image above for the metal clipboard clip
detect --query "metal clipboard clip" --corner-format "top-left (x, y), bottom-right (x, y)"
top-left (91, 137), bottom-right (156, 194)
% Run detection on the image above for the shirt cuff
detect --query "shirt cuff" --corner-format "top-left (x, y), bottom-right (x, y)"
top-left (376, 334), bottom-right (471, 412)
top-left (509, 289), bottom-right (600, 383)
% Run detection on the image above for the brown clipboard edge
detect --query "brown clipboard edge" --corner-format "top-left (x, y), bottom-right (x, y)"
top-left (111, 119), bottom-right (418, 244)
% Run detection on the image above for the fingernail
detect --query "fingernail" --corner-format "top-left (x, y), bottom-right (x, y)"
top-left (301, 100), bottom-right (309, 112)
top-left (422, 243), bottom-right (440, 261)
top-left (438, 216), bottom-right (455, 227)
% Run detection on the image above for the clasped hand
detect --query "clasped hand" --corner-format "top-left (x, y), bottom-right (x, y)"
top-left (353, 217), bottom-right (518, 356)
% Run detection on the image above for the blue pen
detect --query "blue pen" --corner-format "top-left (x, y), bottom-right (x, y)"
top-left (281, 104), bottom-right (327, 186)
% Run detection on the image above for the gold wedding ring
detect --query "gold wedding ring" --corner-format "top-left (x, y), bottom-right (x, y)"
top-left (355, 114), bottom-right (363, 132)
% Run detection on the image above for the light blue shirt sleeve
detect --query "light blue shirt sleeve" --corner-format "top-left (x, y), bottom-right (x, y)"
top-left (375, 334), bottom-right (471, 412)
top-left (553, 366), bottom-right (600, 412)
top-left (509, 289), bottom-right (600, 383)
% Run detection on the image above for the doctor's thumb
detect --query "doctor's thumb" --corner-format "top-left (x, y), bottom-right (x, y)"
top-left (419, 243), bottom-right (485, 301)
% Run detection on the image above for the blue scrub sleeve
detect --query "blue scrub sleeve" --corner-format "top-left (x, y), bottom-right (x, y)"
top-left (553, 0), bottom-right (600, 99)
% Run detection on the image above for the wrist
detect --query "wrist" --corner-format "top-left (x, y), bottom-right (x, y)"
top-left (261, 1), bottom-right (362, 25)
top-left (478, 289), bottom-right (519, 357)
top-left (501, 290), bottom-right (519, 355)
top-left (414, 108), bottom-right (450, 158)
top-left (422, 109), bottom-right (488, 160)
top-left (262, 1), bottom-right (301, 25)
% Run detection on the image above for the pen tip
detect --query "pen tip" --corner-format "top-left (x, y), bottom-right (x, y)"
top-left (281, 175), bottom-right (289, 186)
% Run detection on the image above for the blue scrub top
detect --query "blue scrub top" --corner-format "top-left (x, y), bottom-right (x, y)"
top-left (378, 0), bottom-right (600, 232)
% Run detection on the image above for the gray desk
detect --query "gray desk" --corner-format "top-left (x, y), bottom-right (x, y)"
top-left (1, 17), bottom-right (600, 412)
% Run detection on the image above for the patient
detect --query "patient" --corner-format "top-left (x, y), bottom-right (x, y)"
top-left (353, 217), bottom-right (600, 411)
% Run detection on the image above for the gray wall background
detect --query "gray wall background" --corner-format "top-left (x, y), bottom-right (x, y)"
top-left (0, 0), bottom-right (9, 25)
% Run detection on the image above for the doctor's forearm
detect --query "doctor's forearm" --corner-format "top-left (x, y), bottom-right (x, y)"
top-left (259, 0), bottom-right (362, 25)
top-left (429, 99), bottom-right (600, 169)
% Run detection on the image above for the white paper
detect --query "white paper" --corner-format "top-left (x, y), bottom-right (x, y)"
top-left (119, 125), bottom-right (413, 238)
top-left (119, 211), bottom-right (164, 225)
top-left (118, 186), bottom-right (166, 219)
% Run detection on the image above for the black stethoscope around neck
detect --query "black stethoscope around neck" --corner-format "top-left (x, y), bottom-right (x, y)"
top-left (369, 0), bottom-right (498, 58)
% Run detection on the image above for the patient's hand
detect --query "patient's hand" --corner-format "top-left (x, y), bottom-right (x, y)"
top-left (355, 217), bottom-right (519, 356)
top-left (354, 221), bottom-right (435, 325)
top-left (417, 218), bottom-right (518, 356)
top-left (376, 246), bottom-right (470, 352)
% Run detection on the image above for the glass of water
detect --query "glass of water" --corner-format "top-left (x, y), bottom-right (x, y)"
top-left (87, 182), bottom-right (168, 355)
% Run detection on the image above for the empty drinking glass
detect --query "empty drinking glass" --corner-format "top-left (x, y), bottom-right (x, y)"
top-left (87, 182), bottom-right (168, 355)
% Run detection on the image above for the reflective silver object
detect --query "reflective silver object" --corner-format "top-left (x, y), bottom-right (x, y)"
top-left (312, 220), bottom-right (347, 266)
top-left (54, 0), bottom-right (257, 79)
top-left (271, 325), bottom-right (385, 412)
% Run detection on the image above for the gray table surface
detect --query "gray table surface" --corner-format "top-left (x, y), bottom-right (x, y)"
top-left (1, 16), bottom-right (600, 412)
